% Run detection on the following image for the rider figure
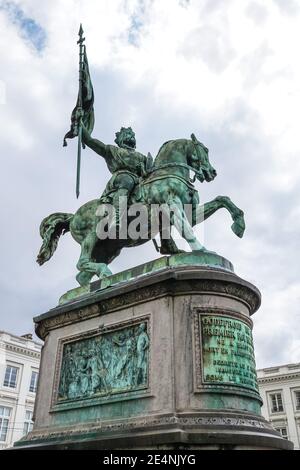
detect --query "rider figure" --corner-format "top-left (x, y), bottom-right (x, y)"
top-left (82, 124), bottom-right (153, 232)
top-left (81, 123), bottom-right (185, 255)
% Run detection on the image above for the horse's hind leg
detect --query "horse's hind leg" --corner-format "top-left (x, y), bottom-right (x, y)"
top-left (159, 213), bottom-right (184, 255)
top-left (76, 232), bottom-right (97, 286)
top-left (164, 197), bottom-right (206, 252)
top-left (76, 269), bottom-right (94, 287)
top-left (160, 236), bottom-right (184, 255)
top-left (76, 232), bottom-right (112, 286)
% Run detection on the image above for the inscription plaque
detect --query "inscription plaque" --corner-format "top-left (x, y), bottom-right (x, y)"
top-left (200, 315), bottom-right (258, 392)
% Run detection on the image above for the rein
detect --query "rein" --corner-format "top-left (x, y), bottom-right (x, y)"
top-left (146, 135), bottom-right (207, 183)
top-left (147, 162), bottom-right (203, 183)
top-left (141, 172), bottom-right (196, 190)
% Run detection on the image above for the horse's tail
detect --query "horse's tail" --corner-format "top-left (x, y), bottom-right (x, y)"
top-left (37, 212), bottom-right (73, 266)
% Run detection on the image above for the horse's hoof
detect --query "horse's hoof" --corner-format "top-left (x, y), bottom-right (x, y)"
top-left (193, 247), bottom-right (210, 254)
top-left (160, 237), bottom-right (185, 255)
top-left (160, 247), bottom-right (186, 255)
top-left (231, 219), bottom-right (245, 238)
top-left (76, 271), bottom-right (94, 286)
top-left (96, 263), bottom-right (113, 279)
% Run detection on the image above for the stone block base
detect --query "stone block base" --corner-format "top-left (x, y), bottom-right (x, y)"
top-left (15, 411), bottom-right (291, 450)
top-left (15, 254), bottom-right (293, 450)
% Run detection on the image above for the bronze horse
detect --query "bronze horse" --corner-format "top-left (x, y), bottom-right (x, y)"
top-left (37, 135), bottom-right (245, 286)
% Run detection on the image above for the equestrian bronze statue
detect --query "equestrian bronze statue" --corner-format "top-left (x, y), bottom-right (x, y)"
top-left (37, 26), bottom-right (245, 287)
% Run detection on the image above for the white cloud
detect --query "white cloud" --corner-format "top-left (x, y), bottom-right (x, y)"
top-left (0, 0), bottom-right (299, 369)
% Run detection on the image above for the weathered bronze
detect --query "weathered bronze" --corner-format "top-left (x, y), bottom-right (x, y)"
top-left (201, 315), bottom-right (258, 392)
top-left (16, 26), bottom-right (293, 453)
top-left (58, 321), bottom-right (149, 401)
top-left (63, 25), bottom-right (94, 198)
top-left (37, 28), bottom-right (245, 287)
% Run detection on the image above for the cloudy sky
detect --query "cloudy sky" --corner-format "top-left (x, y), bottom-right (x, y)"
top-left (0, 0), bottom-right (299, 369)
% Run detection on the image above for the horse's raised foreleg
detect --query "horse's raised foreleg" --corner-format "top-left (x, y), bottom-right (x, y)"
top-left (76, 232), bottom-right (112, 287)
top-left (195, 196), bottom-right (245, 238)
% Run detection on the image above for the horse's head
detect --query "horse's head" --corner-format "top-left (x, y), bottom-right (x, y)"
top-left (189, 133), bottom-right (217, 183)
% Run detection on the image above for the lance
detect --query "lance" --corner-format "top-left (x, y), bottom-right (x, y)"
top-left (76, 24), bottom-right (85, 198)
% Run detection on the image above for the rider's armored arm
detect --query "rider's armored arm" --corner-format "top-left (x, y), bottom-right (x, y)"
top-left (82, 124), bottom-right (107, 158)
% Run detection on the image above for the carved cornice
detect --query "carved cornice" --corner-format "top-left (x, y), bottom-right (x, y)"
top-left (19, 411), bottom-right (276, 444)
top-left (5, 343), bottom-right (41, 359)
top-left (258, 373), bottom-right (300, 384)
top-left (36, 303), bottom-right (101, 340)
top-left (0, 394), bottom-right (18, 402)
top-left (35, 268), bottom-right (260, 340)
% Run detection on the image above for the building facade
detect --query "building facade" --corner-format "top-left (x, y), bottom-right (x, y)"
top-left (257, 362), bottom-right (300, 450)
top-left (0, 331), bottom-right (41, 449)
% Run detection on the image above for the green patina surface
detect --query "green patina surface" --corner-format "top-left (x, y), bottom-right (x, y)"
top-left (59, 251), bottom-right (233, 305)
top-left (200, 392), bottom-right (261, 414)
top-left (53, 396), bottom-right (148, 428)
top-left (201, 315), bottom-right (258, 393)
top-left (59, 285), bottom-right (90, 304)
top-left (168, 251), bottom-right (233, 270)
top-left (58, 322), bottom-right (149, 403)
top-left (22, 28), bottom-right (264, 448)
top-left (36, 31), bottom-right (245, 288)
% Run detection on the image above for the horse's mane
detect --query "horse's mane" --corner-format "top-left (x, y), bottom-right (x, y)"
top-left (155, 138), bottom-right (189, 162)
top-left (156, 140), bottom-right (172, 158)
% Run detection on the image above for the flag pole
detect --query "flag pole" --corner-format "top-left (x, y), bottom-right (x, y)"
top-left (76, 24), bottom-right (85, 198)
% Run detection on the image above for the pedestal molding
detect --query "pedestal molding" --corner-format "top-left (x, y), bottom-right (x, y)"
top-left (35, 267), bottom-right (260, 340)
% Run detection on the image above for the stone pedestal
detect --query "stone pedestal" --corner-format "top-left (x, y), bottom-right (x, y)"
top-left (15, 254), bottom-right (292, 450)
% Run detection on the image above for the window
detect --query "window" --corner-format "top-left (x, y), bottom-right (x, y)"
top-left (275, 427), bottom-right (288, 440)
top-left (294, 391), bottom-right (300, 411)
top-left (23, 410), bottom-right (33, 435)
top-left (29, 371), bottom-right (38, 393)
top-left (0, 407), bottom-right (11, 442)
top-left (270, 392), bottom-right (284, 413)
top-left (3, 365), bottom-right (18, 388)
